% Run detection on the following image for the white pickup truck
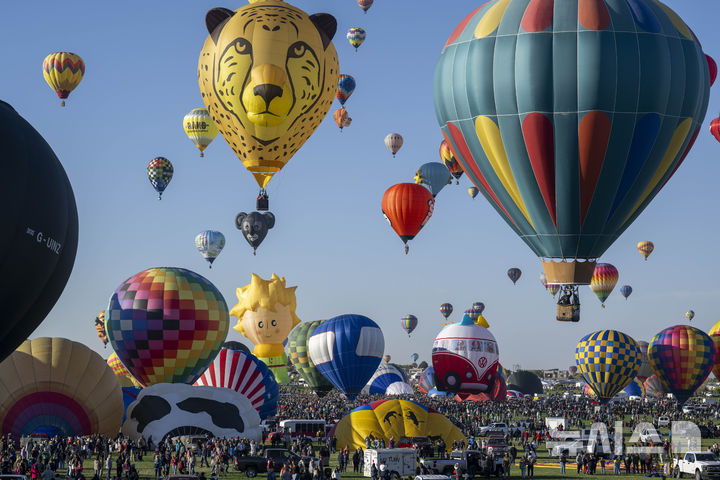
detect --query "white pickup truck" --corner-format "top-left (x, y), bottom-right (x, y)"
top-left (672, 451), bottom-right (720, 479)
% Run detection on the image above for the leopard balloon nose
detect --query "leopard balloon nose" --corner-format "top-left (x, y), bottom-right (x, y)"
top-left (254, 84), bottom-right (283, 105)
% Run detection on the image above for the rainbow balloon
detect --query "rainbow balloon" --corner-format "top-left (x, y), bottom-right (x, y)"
top-left (590, 263), bottom-right (619, 307)
top-left (401, 314), bottom-right (418, 336)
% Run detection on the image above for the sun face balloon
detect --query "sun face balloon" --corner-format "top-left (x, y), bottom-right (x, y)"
top-left (105, 267), bottom-right (229, 387)
top-left (434, 0), bottom-right (710, 288)
top-left (647, 325), bottom-right (715, 405)
top-left (198, 2), bottom-right (339, 190)
top-left (575, 330), bottom-right (641, 402)
top-left (0, 338), bottom-right (123, 437)
top-left (42, 52), bottom-right (84, 106)
top-left (229, 273), bottom-right (300, 384)
top-left (183, 108), bottom-right (219, 157)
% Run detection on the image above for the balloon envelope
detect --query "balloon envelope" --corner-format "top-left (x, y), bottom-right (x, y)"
top-left (590, 263), bottom-right (619, 305)
top-left (147, 157), bottom-right (173, 199)
top-left (414, 162), bottom-right (452, 197)
top-left (195, 230), bottom-right (225, 266)
top-left (401, 314), bottom-right (418, 335)
top-left (183, 108), bottom-right (219, 156)
top-left (347, 28), bottom-right (366, 50)
top-left (575, 330), bottom-right (641, 401)
top-left (507, 268), bottom-right (522, 284)
top-left (620, 285), bottom-right (633, 299)
top-left (381, 183), bottom-right (434, 249)
top-left (336, 74), bottom-right (356, 106)
top-left (42, 52), bottom-right (84, 105)
top-left (362, 362), bottom-right (408, 395)
top-left (440, 303), bottom-right (453, 319)
top-left (385, 133), bottom-right (403, 156)
top-left (637, 241), bottom-right (655, 260)
top-left (506, 371), bottom-right (543, 396)
top-left (288, 321), bottom-right (334, 395)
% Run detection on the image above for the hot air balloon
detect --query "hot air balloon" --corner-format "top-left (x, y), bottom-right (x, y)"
top-left (308, 314), bottom-right (385, 400)
top-left (336, 75), bottom-right (356, 106)
top-left (385, 133), bottom-right (403, 157)
top-left (546, 284), bottom-right (560, 297)
top-left (637, 241), bottom-right (655, 260)
top-left (707, 55), bottom-right (718, 86)
top-left (590, 263), bottom-right (619, 307)
top-left (195, 230), bottom-right (225, 267)
top-left (468, 187), bottom-right (479, 199)
top-left (439, 139), bottom-right (464, 184)
top-left (42, 52), bottom-right (84, 106)
top-left (506, 371), bottom-right (544, 396)
top-left (347, 27), bottom-right (366, 51)
top-left (383, 355), bottom-right (392, 363)
top-left (195, 347), bottom-right (279, 419)
top-left (620, 285), bottom-right (633, 300)
top-left (647, 325), bottom-right (715, 405)
top-left (147, 157), bottom-right (173, 200)
top-left (333, 399), bottom-right (465, 451)
top-left (401, 314), bottom-right (418, 336)
top-left (636, 341), bottom-right (654, 382)
top-left (434, 1), bottom-right (710, 312)
top-left (575, 330), bottom-right (641, 402)
top-left (440, 303), bottom-right (453, 320)
top-left (183, 108), bottom-right (219, 157)
top-left (414, 162), bottom-right (452, 197)
top-left (0, 338), bottom-right (123, 437)
top-left (472, 302), bottom-right (485, 315)
top-left (507, 268), bottom-right (522, 285)
top-left (411, 353), bottom-right (419, 363)
top-left (686, 310), bottom-right (695, 322)
top-left (198, 3), bottom-right (339, 210)
top-left (94, 310), bottom-right (108, 347)
top-left (381, 183), bottom-right (435, 254)
top-left (288, 321), bottom-right (334, 395)
top-left (362, 362), bottom-right (409, 395)
top-left (709, 321), bottom-right (720, 381)
top-left (0, 101), bottom-right (79, 364)
top-left (418, 366), bottom-right (442, 395)
top-left (643, 374), bottom-right (665, 398)
top-left (358, 0), bottom-right (373, 14)
top-left (343, 116), bottom-right (352, 128)
top-left (229, 273), bottom-right (300, 384)
top-left (107, 352), bottom-right (141, 388)
top-left (622, 378), bottom-right (645, 398)
top-left (334, 107), bottom-right (349, 131)
top-left (432, 314), bottom-right (499, 393)
top-left (569, 366), bottom-right (578, 375)
top-left (235, 211), bottom-right (275, 255)
top-left (105, 267), bottom-right (229, 387)
top-left (122, 383), bottom-right (261, 443)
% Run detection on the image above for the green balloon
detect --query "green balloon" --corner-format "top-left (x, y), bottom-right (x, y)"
top-left (287, 320), bottom-right (333, 395)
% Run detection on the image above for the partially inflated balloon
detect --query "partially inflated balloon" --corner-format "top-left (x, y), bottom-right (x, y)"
top-left (308, 314), bottom-right (385, 399)
top-left (636, 341), bottom-right (654, 382)
top-left (195, 230), bottom-right (225, 267)
top-left (647, 325), bottom-right (715, 405)
top-left (401, 314), bottom-right (418, 336)
top-left (358, 0), bottom-right (373, 13)
top-left (287, 320), bottom-right (333, 395)
top-left (434, 1), bottom-right (710, 287)
top-left (590, 263), bottom-right (618, 307)
top-left (198, 3), bottom-right (339, 189)
top-left (147, 157), bottom-right (173, 200)
top-left (707, 55), bottom-right (718, 86)
top-left (0, 101), bottom-right (78, 364)
top-left (507, 267), bottom-right (521, 285)
top-left (575, 330), bottom-right (641, 402)
top-left (362, 362), bottom-right (408, 395)
top-left (439, 139), bottom-right (464, 184)
top-left (0, 338), bottom-right (123, 437)
top-left (107, 352), bottom-right (141, 388)
top-left (336, 75), bottom-right (356, 106)
top-left (106, 267), bottom-right (229, 386)
top-left (620, 285), bottom-right (633, 300)
top-left (382, 183), bottom-right (434, 254)
top-left (686, 310), bottom-right (695, 322)
top-left (468, 187), bottom-right (479, 199)
top-left (385, 133), bottom-right (403, 157)
top-left (622, 378), bottom-right (645, 398)
top-left (347, 27), bottom-right (366, 51)
top-left (637, 241), bottom-right (654, 260)
top-left (712, 117), bottom-right (720, 143)
top-left (94, 310), bottom-right (108, 347)
top-left (183, 108), bottom-right (219, 157)
top-left (709, 321), bottom-right (720, 380)
top-left (42, 52), bottom-right (84, 106)
top-left (414, 162), bottom-right (452, 197)
top-left (440, 303), bottom-right (453, 320)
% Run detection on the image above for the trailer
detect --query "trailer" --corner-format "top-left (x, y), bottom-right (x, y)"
top-left (364, 449), bottom-right (417, 478)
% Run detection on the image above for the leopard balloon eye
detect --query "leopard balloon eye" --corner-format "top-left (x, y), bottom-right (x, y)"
top-left (234, 38), bottom-right (252, 55)
top-left (288, 42), bottom-right (308, 58)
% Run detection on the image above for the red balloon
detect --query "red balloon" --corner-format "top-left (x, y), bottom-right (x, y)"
top-left (707, 54), bottom-right (717, 86)
top-left (381, 183), bottom-right (434, 253)
top-left (711, 116), bottom-right (720, 143)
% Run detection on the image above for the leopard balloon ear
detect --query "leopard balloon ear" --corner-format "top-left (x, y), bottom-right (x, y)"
top-left (310, 13), bottom-right (337, 50)
top-left (206, 8), bottom-right (235, 44)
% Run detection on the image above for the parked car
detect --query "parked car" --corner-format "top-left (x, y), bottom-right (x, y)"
top-left (235, 448), bottom-right (315, 477)
top-left (672, 451), bottom-right (720, 479)
top-left (657, 416), bottom-right (671, 428)
top-left (478, 422), bottom-right (508, 436)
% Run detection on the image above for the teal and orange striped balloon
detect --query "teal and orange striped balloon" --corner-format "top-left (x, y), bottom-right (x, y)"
top-left (434, 0), bottom-right (710, 265)
top-left (590, 263), bottom-right (618, 307)
top-left (575, 330), bottom-right (641, 401)
top-left (647, 325), bottom-right (715, 405)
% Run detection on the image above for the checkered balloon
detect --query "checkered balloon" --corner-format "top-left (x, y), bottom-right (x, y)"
top-left (105, 267), bottom-right (229, 387)
top-left (575, 330), bottom-right (641, 401)
top-left (647, 325), bottom-right (715, 405)
top-left (147, 157), bottom-right (173, 200)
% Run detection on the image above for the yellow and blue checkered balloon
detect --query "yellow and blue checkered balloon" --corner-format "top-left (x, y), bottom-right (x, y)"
top-left (575, 330), bottom-right (641, 401)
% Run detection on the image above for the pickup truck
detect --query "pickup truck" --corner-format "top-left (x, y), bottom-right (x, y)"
top-left (236, 448), bottom-right (315, 477)
top-left (478, 422), bottom-right (508, 436)
top-left (672, 452), bottom-right (720, 479)
top-left (420, 450), bottom-right (501, 476)
top-left (485, 435), bottom-right (508, 457)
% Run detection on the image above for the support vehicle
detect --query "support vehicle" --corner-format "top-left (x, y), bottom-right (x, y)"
top-left (672, 452), bottom-right (720, 479)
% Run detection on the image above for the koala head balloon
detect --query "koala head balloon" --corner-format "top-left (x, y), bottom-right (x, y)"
top-left (236, 211), bottom-right (275, 254)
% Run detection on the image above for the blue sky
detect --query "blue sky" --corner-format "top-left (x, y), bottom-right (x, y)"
top-left (4, 0), bottom-right (720, 370)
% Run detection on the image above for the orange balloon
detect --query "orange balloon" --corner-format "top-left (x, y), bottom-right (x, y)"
top-left (334, 107), bottom-right (348, 131)
top-left (381, 183), bottom-right (434, 253)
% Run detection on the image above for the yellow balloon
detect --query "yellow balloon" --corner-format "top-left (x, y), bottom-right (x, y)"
top-left (333, 399), bottom-right (466, 451)
top-left (0, 337), bottom-right (123, 437)
top-left (183, 108), bottom-right (219, 157)
top-left (42, 52), bottom-right (85, 106)
top-left (198, 1), bottom-right (339, 188)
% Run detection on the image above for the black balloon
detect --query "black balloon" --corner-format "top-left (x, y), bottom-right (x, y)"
top-left (507, 370), bottom-right (544, 395)
top-left (222, 341), bottom-right (250, 353)
top-left (235, 211), bottom-right (275, 254)
top-left (0, 101), bottom-right (79, 362)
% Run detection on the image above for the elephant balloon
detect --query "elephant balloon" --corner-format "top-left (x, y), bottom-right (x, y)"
top-left (236, 211), bottom-right (275, 255)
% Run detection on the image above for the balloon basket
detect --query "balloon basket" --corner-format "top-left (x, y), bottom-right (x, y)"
top-left (557, 304), bottom-right (579, 322)
top-left (543, 259), bottom-right (596, 285)
top-left (256, 190), bottom-right (269, 211)
top-left (60, 101), bottom-right (66, 107)
top-left (200, 152), bottom-right (204, 158)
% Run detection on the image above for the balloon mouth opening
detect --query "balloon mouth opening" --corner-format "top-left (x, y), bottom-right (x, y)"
top-left (542, 259), bottom-right (596, 285)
